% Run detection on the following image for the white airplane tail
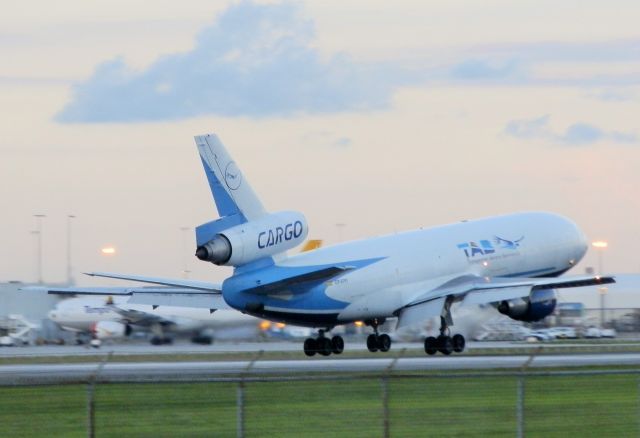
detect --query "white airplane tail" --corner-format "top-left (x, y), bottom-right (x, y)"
top-left (194, 134), bottom-right (308, 267)
top-left (195, 134), bottom-right (267, 221)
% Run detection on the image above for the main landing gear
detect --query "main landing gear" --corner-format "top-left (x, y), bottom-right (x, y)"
top-left (423, 315), bottom-right (466, 356)
top-left (303, 330), bottom-right (344, 357)
top-left (366, 319), bottom-right (391, 353)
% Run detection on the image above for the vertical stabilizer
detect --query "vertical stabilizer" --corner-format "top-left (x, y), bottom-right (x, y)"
top-left (195, 134), bottom-right (267, 221)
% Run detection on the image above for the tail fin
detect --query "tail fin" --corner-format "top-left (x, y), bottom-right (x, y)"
top-left (195, 134), bottom-right (267, 221)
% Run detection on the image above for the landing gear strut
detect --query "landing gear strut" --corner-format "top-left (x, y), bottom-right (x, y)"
top-left (424, 301), bottom-right (465, 356)
top-left (365, 319), bottom-right (392, 353)
top-left (303, 329), bottom-right (344, 357)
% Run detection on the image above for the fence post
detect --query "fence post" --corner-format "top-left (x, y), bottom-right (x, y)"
top-left (381, 376), bottom-right (390, 438)
top-left (237, 381), bottom-right (245, 438)
top-left (87, 352), bottom-right (113, 438)
top-left (516, 376), bottom-right (525, 438)
top-left (87, 382), bottom-right (95, 438)
top-left (381, 347), bottom-right (405, 437)
top-left (236, 350), bottom-right (263, 438)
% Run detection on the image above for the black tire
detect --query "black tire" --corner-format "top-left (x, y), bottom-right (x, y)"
top-left (437, 335), bottom-right (453, 355)
top-left (191, 335), bottom-right (213, 345)
top-left (366, 334), bottom-right (379, 352)
top-left (452, 334), bottom-right (466, 353)
top-left (378, 334), bottom-right (391, 352)
top-left (150, 336), bottom-right (163, 345)
top-left (303, 338), bottom-right (317, 357)
top-left (319, 337), bottom-right (332, 356)
top-left (331, 335), bottom-right (345, 354)
top-left (424, 336), bottom-right (438, 355)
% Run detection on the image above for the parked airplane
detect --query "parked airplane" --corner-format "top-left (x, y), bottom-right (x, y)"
top-left (48, 294), bottom-right (259, 346)
top-left (42, 134), bottom-right (614, 357)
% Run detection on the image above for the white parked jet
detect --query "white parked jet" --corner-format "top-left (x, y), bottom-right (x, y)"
top-left (42, 133), bottom-right (614, 357)
top-left (48, 295), bottom-right (259, 346)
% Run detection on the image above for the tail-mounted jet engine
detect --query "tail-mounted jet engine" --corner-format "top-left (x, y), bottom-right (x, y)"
top-left (196, 211), bottom-right (308, 266)
top-left (497, 289), bottom-right (557, 322)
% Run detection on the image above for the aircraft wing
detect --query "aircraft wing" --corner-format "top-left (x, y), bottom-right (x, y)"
top-left (28, 285), bottom-right (229, 310)
top-left (396, 274), bottom-right (615, 329)
top-left (107, 306), bottom-right (181, 326)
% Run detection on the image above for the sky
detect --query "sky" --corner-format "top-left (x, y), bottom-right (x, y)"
top-left (1, 0), bottom-right (639, 285)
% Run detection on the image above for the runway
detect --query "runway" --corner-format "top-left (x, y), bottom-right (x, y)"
top-left (3, 353), bottom-right (640, 384)
top-left (2, 339), bottom-right (631, 358)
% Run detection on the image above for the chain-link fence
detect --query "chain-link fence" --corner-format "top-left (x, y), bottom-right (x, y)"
top-left (2, 368), bottom-right (640, 437)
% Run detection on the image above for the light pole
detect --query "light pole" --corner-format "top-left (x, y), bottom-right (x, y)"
top-left (33, 214), bottom-right (46, 284)
top-left (66, 215), bottom-right (76, 285)
top-left (180, 227), bottom-right (191, 278)
top-left (592, 240), bottom-right (608, 328)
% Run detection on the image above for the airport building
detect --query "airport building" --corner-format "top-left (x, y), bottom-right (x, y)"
top-left (0, 282), bottom-right (65, 344)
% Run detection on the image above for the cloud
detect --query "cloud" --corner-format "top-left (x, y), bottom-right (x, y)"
top-left (504, 115), bottom-right (551, 140)
top-left (450, 59), bottom-right (523, 81)
top-left (587, 89), bottom-right (637, 102)
top-left (56, 1), bottom-right (406, 123)
top-left (505, 116), bottom-right (637, 146)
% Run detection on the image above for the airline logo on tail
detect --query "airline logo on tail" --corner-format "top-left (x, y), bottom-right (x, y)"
top-left (224, 162), bottom-right (242, 190)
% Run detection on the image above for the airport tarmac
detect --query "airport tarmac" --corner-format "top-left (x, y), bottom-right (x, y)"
top-left (3, 352), bottom-right (640, 384)
top-left (0, 339), bottom-right (630, 358)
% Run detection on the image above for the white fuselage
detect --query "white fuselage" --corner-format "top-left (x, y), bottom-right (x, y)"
top-left (49, 296), bottom-right (258, 334)
top-left (245, 212), bottom-right (587, 324)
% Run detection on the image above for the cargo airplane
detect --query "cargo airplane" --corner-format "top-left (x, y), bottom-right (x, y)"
top-left (41, 134), bottom-right (614, 356)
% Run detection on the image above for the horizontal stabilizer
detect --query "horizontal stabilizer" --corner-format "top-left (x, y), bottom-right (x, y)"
top-left (84, 272), bottom-right (221, 292)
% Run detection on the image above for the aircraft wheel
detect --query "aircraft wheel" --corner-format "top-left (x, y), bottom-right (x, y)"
top-left (367, 334), bottom-right (379, 352)
top-left (452, 334), bottom-right (466, 353)
top-left (318, 337), bottom-right (332, 356)
top-left (150, 336), bottom-right (163, 345)
top-left (331, 335), bottom-right (344, 354)
top-left (424, 336), bottom-right (438, 355)
top-left (303, 338), bottom-right (317, 357)
top-left (437, 335), bottom-right (453, 355)
top-left (378, 334), bottom-right (391, 352)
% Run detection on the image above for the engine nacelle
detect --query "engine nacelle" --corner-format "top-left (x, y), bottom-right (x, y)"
top-left (195, 211), bottom-right (308, 266)
top-left (497, 289), bottom-right (557, 322)
top-left (91, 321), bottom-right (132, 340)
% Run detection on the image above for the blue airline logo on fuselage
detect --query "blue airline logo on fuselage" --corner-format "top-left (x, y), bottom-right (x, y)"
top-left (83, 306), bottom-right (111, 315)
top-left (258, 221), bottom-right (304, 249)
top-left (457, 236), bottom-right (524, 258)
